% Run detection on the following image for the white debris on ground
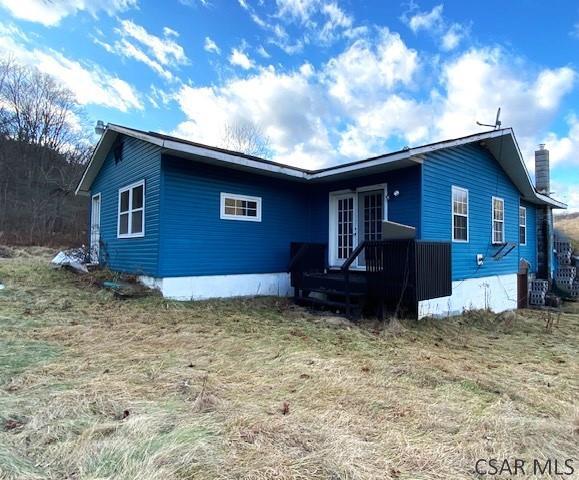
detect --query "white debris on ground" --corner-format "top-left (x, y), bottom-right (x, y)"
top-left (51, 248), bottom-right (89, 273)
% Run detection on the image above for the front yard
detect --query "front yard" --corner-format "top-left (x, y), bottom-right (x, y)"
top-left (0, 250), bottom-right (578, 479)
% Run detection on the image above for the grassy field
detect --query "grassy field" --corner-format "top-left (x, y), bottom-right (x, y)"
top-left (0, 249), bottom-right (578, 479)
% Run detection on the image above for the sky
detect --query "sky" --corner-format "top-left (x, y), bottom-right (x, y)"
top-left (0, 0), bottom-right (578, 210)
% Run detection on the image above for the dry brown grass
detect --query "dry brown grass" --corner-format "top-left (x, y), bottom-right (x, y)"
top-left (1, 252), bottom-right (578, 479)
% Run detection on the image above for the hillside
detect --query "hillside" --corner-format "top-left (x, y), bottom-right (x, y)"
top-left (555, 212), bottom-right (579, 251)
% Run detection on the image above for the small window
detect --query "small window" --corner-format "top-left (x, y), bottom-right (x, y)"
top-left (492, 197), bottom-right (505, 244)
top-left (519, 206), bottom-right (526, 245)
top-left (220, 193), bottom-right (262, 222)
top-left (118, 180), bottom-right (145, 238)
top-left (452, 186), bottom-right (468, 242)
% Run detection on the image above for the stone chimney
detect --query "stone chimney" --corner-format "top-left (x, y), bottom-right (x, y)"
top-left (535, 144), bottom-right (553, 282)
top-left (535, 144), bottom-right (550, 194)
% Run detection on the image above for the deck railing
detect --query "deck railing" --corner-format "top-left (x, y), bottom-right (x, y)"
top-left (288, 239), bottom-right (451, 318)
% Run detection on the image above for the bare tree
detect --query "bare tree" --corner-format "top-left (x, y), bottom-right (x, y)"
top-left (0, 59), bottom-right (85, 151)
top-left (220, 120), bottom-right (272, 158)
top-left (0, 58), bottom-right (92, 245)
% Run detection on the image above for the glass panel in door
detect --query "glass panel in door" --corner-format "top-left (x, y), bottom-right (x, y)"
top-left (90, 195), bottom-right (101, 263)
top-left (357, 190), bottom-right (384, 266)
top-left (336, 196), bottom-right (355, 261)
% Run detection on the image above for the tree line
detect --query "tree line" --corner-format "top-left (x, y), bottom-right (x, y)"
top-left (0, 57), bottom-right (272, 247)
top-left (0, 58), bottom-right (92, 246)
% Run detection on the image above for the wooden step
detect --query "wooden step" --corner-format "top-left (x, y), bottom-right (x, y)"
top-left (301, 287), bottom-right (365, 297)
top-left (301, 273), bottom-right (367, 294)
top-left (295, 296), bottom-right (363, 313)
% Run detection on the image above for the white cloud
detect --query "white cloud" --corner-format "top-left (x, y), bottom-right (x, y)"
top-left (275, 0), bottom-right (318, 25)
top-left (0, 0), bottom-right (136, 26)
top-left (204, 36), bottom-right (221, 54)
top-left (95, 20), bottom-right (188, 80)
top-left (436, 49), bottom-right (576, 140)
top-left (95, 36), bottom-right (176, 81)
top-left (571, 22), bottom-right (579, 38)
top-left (229, 48), bottom-right (254, 69)
top-left (441, 23), bottom-right (464, 51)
top-left (407, 4), bottom-right (443, 33)
top-left (534, 68), bottom-right (576, 109)
top-left (172, 65), bottom-right (332, 168)
top-left (319, 2), bottom-right (353, 43)
top-left (150, 84), bottom-right (173, 107)
top-left (244, 0), bottom-right (354, 50)
top-left (117, 39), bottom-right (174, 80)
top-left (270, 36), bottom-right (304, 55)
top-left (163, 27), bottom-right (179, 38)
top-left (324, 28), bottom-right (419, 110)
top-left (337, 96), bottom-right (431, 158)
top-left (403, 3), bottom-right (467, 51)
top-left (542, 115), bottom-right (579, 169)
top-left (552, 181), bottom-right (579, 212)
top-left (430, 48), bottom-right (577, 176)
top-left (0, 22), bottom-right (143, 111)
top-left (118, 20), bottom-right (188, 67)
top-left (178, 0), bottom-right (211, 7)
top-left (166, 20), bottom-right (576, 183)
top-left (326, 43), bottom-right (576, 164)
top-left (256, 45), bottom-right (270, 58)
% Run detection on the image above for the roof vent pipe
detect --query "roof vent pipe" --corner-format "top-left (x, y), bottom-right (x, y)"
top-left (95, 120), bottom-right (106, 136)
top-left (535, 144), bottom-right (550, 194)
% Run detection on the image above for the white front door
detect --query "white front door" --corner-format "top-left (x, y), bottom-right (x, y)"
top-left (90, 194), bottom-right (101, 263)
top-left (329, 185), bottom-right (386, 268)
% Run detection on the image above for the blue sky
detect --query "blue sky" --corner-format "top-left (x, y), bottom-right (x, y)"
top-left (1, 0), bottom-right (578, 209)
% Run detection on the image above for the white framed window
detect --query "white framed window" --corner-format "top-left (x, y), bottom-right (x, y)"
top-left (492, 196), bottom-right (505, 244)
top-left (519, 206), bottom-right (527, 246)
top-left (452, 186), bottom-right (469, 242)
top-left (118, 180), bottom-right (145, 238)
top-left (220, 193), bottom-right (262, 222)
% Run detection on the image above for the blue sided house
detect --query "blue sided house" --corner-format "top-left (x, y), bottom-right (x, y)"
top-left (76, 124), bottom-right (566, 319)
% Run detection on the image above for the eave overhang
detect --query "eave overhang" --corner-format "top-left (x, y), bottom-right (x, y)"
top-left (75, 124), bottom-right (566, 210)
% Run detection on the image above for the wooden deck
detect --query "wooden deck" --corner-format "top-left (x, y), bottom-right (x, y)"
top-left (288, 240), bottom-right (452, 319)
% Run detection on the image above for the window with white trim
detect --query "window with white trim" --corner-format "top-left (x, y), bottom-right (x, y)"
top-left (118, 180), bottom-right (145, 238)
top-left (519, 206), bottom-right (526, 245)
top-left (452, 186), bottom-right (468, 242)
top-left (492, 197), bottom-right (505, 244)
top-left (220, 193), bottom-right (262, 222)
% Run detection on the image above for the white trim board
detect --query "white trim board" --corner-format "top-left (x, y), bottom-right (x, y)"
top-left (138, 272), bottom-right (292, 301)
top-left (117, 179), bottom-right (145, 238)
top-left (451, 185), bottom-right (469, 243)
top-left (418, 273), bottom-right (518, 319)
top-left (75, 124), bottom-right (566, 210)
top-left (491, 196), bottom-right (505, 245)
top-left (220, 192), bottom-right (262, 222)
top-left (328, 183), bottom-right (388, 268)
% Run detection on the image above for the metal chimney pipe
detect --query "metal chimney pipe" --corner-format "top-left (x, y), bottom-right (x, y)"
top-left (535, 144), bottom-right (550, 194)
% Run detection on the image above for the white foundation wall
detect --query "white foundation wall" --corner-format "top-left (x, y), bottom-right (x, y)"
top-left (138, 272), bottom-right (292, 301)
top-left (418, 273), bottom-right (518, 319)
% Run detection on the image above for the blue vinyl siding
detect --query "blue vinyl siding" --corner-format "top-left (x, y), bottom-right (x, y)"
top-left (308, 165), bottom-right (422, 243)
top-left (422, 144), bottom-right (524, 280)
top-left (158, 155), bottom-right (311, 277)
top-left (88, 133), bottom-right (543, 282)
top-left (519, 201), bottom-right (537, 273)
top-left (90, 136), bottom-right (161, 275)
